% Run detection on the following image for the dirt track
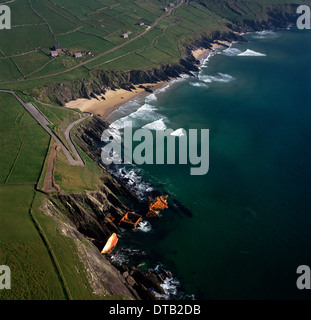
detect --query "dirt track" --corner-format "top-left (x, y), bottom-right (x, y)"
top-left (42, 143), bottom-right (60, 193)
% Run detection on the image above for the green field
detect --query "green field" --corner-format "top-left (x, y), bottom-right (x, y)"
top-left (0, 0), bottom-right (310, 301)
top-left (0, 93), bottom-right (49, 184)
top-left (0, 92), bottom-right (115, 300)
top-left (0, 93), bottom-right (64, 299)
top-left (0, 0), bottom-right (306, 92)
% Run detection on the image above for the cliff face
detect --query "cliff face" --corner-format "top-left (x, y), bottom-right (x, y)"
top-left (33, 3), bottom-right (299, 106)
top-left (38, 4), bottom-right (300, 299)
top-left (227, 3), bottom-right (298, 33)
top-left (45, 170), bottom-right (175, 300)
top-left (42, 116), bottom-right (174, 300)
top-left (36, 63), bottom-right (197, 106)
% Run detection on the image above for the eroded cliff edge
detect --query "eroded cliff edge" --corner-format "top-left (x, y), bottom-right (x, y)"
top-left (29, 3), bottom-right (299, 106)
top-left (37, 4), bottom-right (300, 299)
top-left (41, 115), bottom-right (174, 300)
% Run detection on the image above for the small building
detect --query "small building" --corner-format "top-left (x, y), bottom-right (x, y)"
top-left (74, 52), bottom-right (82, 58)
top-left (121, 31), bottom-right (132, 38)
top-left (53, 43), bottom-right (62, 51)
top-left (135, 21), bottom-right (144, 26)
top-left (162, 7), bottom-right (168, 12)
top-left (50, 50), bottom-right (58, 57)
top-left (169, 3), bottom-right (175, 7)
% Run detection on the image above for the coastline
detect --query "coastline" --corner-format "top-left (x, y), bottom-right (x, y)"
top-left (65, 41), bottom-right (231, 121)
top-left (65, 82), bottom-right (167, 120)
top-left (68, 28), bottom-right (294, 300)
top-left (192, 41), bottom-right (231, 62)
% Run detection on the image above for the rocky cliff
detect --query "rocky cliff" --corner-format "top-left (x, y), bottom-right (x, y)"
top-left (41, 115), bottom-right (174, 300)
top-left (39, 3), bottom-right (300, 299)
top-left (32, 3), bottom-right (299, 106)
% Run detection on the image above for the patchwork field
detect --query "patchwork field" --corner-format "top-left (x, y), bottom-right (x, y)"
top-left (0, 0), bottom-right (309, 301)
top-left (0, 0), bottom-right (303, 91)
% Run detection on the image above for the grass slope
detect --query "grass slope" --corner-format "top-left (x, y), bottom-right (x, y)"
top-left (0, 92), bottom-right (117, 300)
top-left (0, 0), bottom-right (308, 91)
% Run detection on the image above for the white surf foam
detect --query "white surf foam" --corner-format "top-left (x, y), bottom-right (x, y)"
top-left (170, 128), bottom-right (186, 137)
top-left (252, 30), bottom-right (277, 39)
top-left (145, 93), bottom-right (157, 102)
top-left (112, 167), bottom-right (154, 199)
top-left (238, 49), bottom-right (266, 56)
top-left (142, 118), bottom-right (167, 131)
top-left (158, 74), bottom-right (190, 94)
top-left (189, 82), bottom-right (208, 88)
top-left (136, 220), bottom-right (152, 233)
top-left (222, 47), bottom-right (242, 56)
top-left (101, 127), bottom-right (122, 142)
top-left (200, 50), bottom-right (217, 66)
top-left (154, 277), bottom-right (180, 300)
top-left (199, 72), bottom-right (235, 83)
top-left (106, 99), bottom-right (141, 123)
top-left (110, 103), bottom-right (158, 129)
top-left (110, 252), bottom-right (129, 266)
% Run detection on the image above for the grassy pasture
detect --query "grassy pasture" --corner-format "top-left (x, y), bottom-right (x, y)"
top-left (0, 185), bottom-right (67, 300)
top-left (0, 0), bottom-right (307, 95)
top-left (0, 93), bottom-right (49, 184)
top-left (13, 51), bottom-right (51, 76)
top-left (0, 25), bottom-right (54, 56)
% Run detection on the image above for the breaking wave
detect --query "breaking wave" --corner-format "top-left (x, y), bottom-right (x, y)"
top-left (200, 50), bottom-right (217, 68)
top-left (238, 49), bottom-right (267, 56)
top-left (199, 72), bottom-right (235, 83)
top-left (110, 248), bottom-right (148, 266)
top-left (106, 99), bottom-right (141, 123)
top-left (145, 93), bottom-right (157, 102)
top-left (153, 276), bottom-right (181, 300)
top-left (189, 82), bottom-right (208, 88)
top-left (135, 220), bottom-right (152, 233)
top-left (222, 47), bottom-right (242, 56)
top-left (171, 128), bottom-right (186, 137)
top-left (157, 74), bottom-right (190, 94)
top-left (142, 118), bottom-right (167, 131)
top-left (110, 103), bottom-right (159, 130)
top-left (112, 167), bottom-right (154, 199)
top-left (252, 30), bottom-right (278, 39)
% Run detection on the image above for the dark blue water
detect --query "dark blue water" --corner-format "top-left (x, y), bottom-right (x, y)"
top-left (108, 28), bottom-right (311, 299)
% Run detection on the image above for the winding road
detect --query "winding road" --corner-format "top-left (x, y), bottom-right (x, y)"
top-left (0, 90), bottom-right (86, 167)
top-left (0, 0), bottom-right (184, 84)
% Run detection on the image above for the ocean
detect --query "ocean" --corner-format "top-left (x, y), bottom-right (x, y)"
top-left (106, 28), bottom-right (311, 300)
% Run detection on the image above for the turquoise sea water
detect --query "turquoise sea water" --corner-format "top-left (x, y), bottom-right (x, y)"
top-left (107, 28), bottom-right (311, 299)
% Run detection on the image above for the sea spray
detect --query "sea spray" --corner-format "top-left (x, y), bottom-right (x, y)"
top-left (238, 49), bottom-right (267, 56)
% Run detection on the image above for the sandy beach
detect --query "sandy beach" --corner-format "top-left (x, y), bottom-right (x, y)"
top-left (192, 41), bottom-right (231, 61)
top-left (66, 41), bottom-right (231, 120)
top-left (65, 82), bottom-right (166, 119)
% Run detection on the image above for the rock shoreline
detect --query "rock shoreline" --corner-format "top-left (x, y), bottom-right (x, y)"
top-left (32, 3), bottom-right (298, 107)
top-left (40, 5), bottom-right (299, 299)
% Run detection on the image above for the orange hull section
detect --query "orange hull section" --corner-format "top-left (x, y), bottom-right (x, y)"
top-left (147, 196), bottom-right (168, 218)
top-left (101, 233), bottom-right (118, 254)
